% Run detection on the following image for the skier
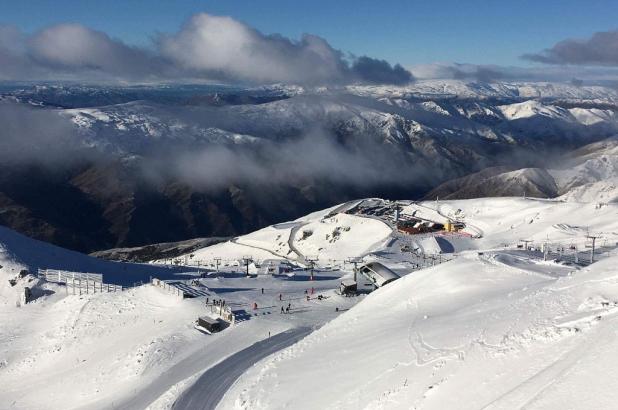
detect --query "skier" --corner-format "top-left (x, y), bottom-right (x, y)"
top-left (281, 306), bottom-right (284, 314)
top-left (279, 293), bottom-right (282, 301)
top-left (285, 306), bottom-right (290, 314)
top-left (261, 288), bottom-right (264, 294)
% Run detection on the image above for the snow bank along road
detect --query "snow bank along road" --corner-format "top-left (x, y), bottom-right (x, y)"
top-left (173, 327), bottom-right (312, 410)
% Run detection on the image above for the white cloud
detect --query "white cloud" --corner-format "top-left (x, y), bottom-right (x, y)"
top-left (0, 14), bottom-right (413, 85)
top-left (158, 13), bottom-right (348, 84)
top-left (523, 30), bottom-right (618, 66)
top-left (409, 62), bottom-right (618, 85)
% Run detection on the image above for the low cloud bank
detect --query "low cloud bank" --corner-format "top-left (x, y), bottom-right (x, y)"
top-left (410, 62), bottom-right (618, 84)
top-left (0, 14), bottom-right (413, 86)
top-left (0, 102), bottom-right (92, 167)
top-left (0, 102), bottom-right (434, 193)
top-left (523, 30), bottom-right (618, 66)
top-left (160, 130), bottom-right (433, 191)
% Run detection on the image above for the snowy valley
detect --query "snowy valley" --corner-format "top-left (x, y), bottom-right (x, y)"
top-left (3, 80), bottom-right (618, 254)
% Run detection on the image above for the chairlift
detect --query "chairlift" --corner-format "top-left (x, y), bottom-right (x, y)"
top-left (585, 237), bottom-right (594, 249)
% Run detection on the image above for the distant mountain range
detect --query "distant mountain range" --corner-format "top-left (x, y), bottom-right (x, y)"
top-left (426, 136), bottom-right (618, 202)
top-left (1, 80), bottom-right (618, 253)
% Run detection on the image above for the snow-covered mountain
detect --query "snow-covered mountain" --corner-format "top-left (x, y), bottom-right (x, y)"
top-left (427, 136), bottom-right (618, 203)
top-left (60, 87), bottom-right (618, 155)
top-left (2, 80), bottom-right (618, 253)
top-left (347, 80), bottom-right (618, 101)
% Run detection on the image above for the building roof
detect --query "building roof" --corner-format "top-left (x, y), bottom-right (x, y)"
top-left (359, 262), bottom-right (400, 287)
top-left (198, 316), bottom-right (220, 325)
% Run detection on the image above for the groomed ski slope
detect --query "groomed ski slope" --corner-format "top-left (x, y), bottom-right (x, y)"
top-left (220, 197), bottom-right (618, 410)
top-left (156, 205), bottom-right (392, 267)
top-left (0, 205), bottom-right (383, 410)
top-left (221, 250), bottom-right (618, 410)
top-left (2, 196), bottom-right (618, 410)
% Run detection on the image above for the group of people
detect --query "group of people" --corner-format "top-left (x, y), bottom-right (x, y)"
top-left (281, 303), bottom-right (292, 314)
top-left (205, 297), bottom-right (225, 307)
top-left (245, 287), bottom-right (325, 314)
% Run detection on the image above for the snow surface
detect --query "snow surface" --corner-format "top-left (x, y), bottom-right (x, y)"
top-left (0, 225), bottom-right (188, 288)
top-left (498, 100), bottom-right (573, 121)
top-left (291, 213), bottom-right (392, 262)
top-left (346, 80), bottom-right (618, 101)
top-left (3, 195), bottom-right (618, 410)
top-left (220, 198), bottom-right (618, 410)
top-left (222, 252), bottom-right (618, 410)
top-left (558, 178), bottom-right (618, 203)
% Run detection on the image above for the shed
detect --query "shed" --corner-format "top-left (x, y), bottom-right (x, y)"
top-left (196, 316), bottom-right (223, 334)
top-left (339, 279), bottom-right (357, 296)
top-left (359, 262), bottom-right (400, 288)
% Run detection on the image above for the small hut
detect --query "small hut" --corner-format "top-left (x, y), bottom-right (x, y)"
top-left (339, 279), bottom-right (357, 296)
top-left (196, 316), bottom-right (224, 334)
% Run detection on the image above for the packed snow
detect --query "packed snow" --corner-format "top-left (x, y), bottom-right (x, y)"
top-left (220, 198), bottom-right (618, 410)
top-left (222, 252), bottom-right (618, 410)
top-left (3, 194), bottom-right (618, 410)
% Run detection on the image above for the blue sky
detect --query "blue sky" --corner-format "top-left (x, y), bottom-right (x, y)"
top-left (2, 0), bottom-right (617, 67)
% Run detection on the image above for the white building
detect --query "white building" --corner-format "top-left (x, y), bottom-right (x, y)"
top-left (358, 262), bottom-right (400, 288)
top-left (257, 259), bottom-right (295, 275)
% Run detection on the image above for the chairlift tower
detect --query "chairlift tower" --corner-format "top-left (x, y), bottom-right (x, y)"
top-left (345, 257), bottom-right (364, 282)
top-left (213, 257), bottom-right (222, 273)
top-left (586, 235), bottom-right (598, 264)
top-left (305, 256), bottom-right (319, 281)
top-left (242, 255), bottom-right (253, 277)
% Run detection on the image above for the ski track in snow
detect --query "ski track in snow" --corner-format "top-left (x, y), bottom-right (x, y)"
top-left (480, 314), bottom-right (616, 410)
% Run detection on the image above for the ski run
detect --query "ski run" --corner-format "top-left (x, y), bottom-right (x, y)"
top-left (3, 196), bottom-right (618, 409)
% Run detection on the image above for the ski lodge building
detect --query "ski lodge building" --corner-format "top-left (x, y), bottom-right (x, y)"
top-left (358, 262), bottom-right (400, 288)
